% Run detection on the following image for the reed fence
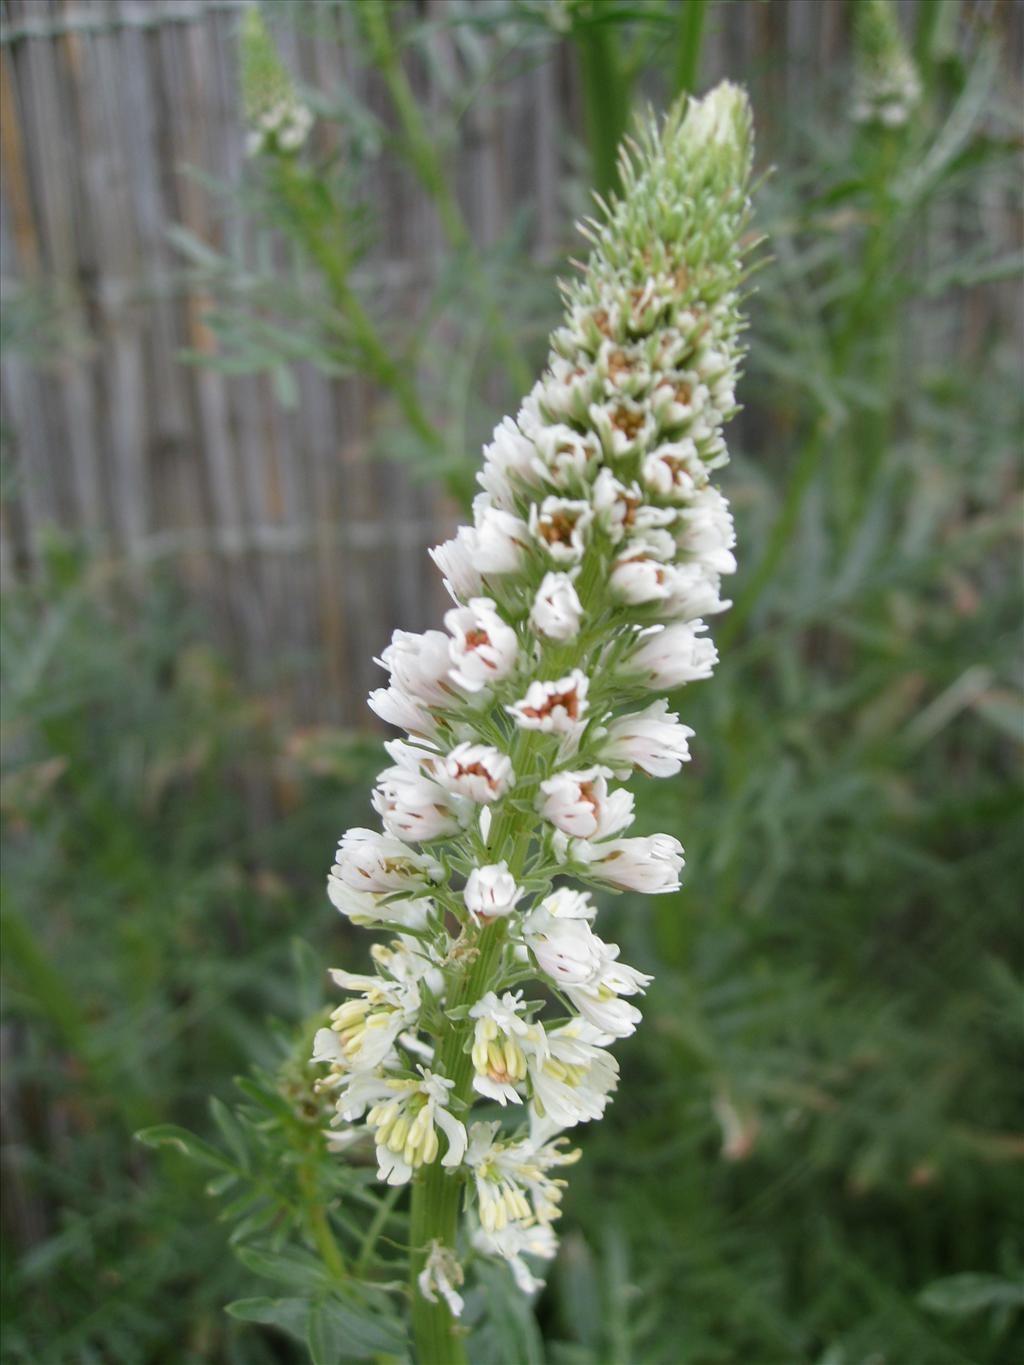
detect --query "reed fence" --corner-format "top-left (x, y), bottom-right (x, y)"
top-left (1, 0), bottom-right (1018, 723)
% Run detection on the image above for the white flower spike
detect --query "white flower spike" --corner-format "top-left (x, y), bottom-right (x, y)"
top-left (311, 85), bottom-right (757, 1344)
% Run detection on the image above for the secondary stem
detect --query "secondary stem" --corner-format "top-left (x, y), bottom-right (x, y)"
top-left (358, 0), bottom-right (533, 396)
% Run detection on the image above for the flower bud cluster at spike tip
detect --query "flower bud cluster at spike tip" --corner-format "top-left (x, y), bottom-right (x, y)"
top-left (852, 0), bottom-right (922, 129)
top-left (313, 84), bottom-right (757, 1307)
top-left (238, 8), bottom-right (314, 157)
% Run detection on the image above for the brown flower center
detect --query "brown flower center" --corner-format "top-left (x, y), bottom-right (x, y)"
top-left (540, 511), bottom-right (580, 545)
top-left (454, 760), bottom-right (497, 791)
top-left (611, 405), bottom-right (645, 439)
top-left (520, 686), bottom-right (580, 722)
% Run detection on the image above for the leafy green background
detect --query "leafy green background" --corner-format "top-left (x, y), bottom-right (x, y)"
top-left (2, 2), bottom-right (1021, 1362)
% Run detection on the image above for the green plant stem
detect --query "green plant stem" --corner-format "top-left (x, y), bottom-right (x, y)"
top-left (356, 1183), bottom-right (403, 1278)
top-left (358, 0), bottom-right (533, 395)
top-left (915, 0), bottom-right (951, 86)
top-left (274, 162), bottom-right (444, 456)
top-left (576, 20), bottom-right (630, 197)
top-left (674, 0), bottom-right (708, 96)
top-left (408, 919), bottom-right (508, 1364)
top-left (300, 1162), bottom-right (348, 1283)
top-left (406, 549), bottom-right (609, 1361)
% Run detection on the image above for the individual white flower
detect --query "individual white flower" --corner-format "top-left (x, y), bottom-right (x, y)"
top-left (507, 670), bottom-right (589, 734)
top-left (627, 621), bottom-right (719, 689)
top-left (318, 965), bottom-right (423, 1073)
top-left (570, 832), bottom-right (685, 894)
top-left (478, 415), bottom-right (541, 508)
top-left (676, 486), bottom-right (737, 574)
top-left (597, 339), bottom-right (653, 398)
top-left (609, 544), bottom-right (675, 606)
top-left (520, 897), bottom-right (651, 1038)
top-left (530, 572), bottom-right (584, 642)
top-left (625, 275), bottom-right (674, 335)
top-left (535, 365), bottom-right (598, 426)
top-left (523, 1018), bottom-right (619, 1129)
top-left (327, 1068), bottom-right (395, 1121)
top-left (599, 699), bottom-right (695, 778)
top-left (642, 438), bottom-right (707, 501)
top-left (365, 1068), bottom-right (468, 1186)
top-left (446, 598), bottom-right (519, 694)
top-left (464, 862), bottom-right (524, 925)
top-left (367, 684), bottom-right (440, 740)
top-left (530, 497), bottom-right (593, 565)
top-left (589, 397), bottom-right (658, 460)
top-left (372, 763), bottom-right (464, 842)
top-left (549, 300), bottom-right (617, 359)
top-left (472, 1220), bottom-right (558, 1295)
top-left (538, 766), bottom-right (634, 840)
top-left (437, 741), bottom-right (514, 804)
top-left (312, 1026), bottom-right (347, 1066)
top-left (468, 991), bottom-right (530, 1105)
top-left (376, 629), bottom-right (455, 706)
top-left (652, 372), bottom-right (710, 429)
top-left (531, 424), bottom-right (600, 488)
top-left (473, 504), bottom-right (531, 575)
top-left (277, 101), bottom-right (314, 151)
top-left (563, 947), bottom-right (652, 1040)
top-left (417, 1241), bottom-right (465, 1318)
top-left (531, 886), bottom-right (597, 921)
top-left (429, 526), bottom-right (483, 601)
top-left (326, 878), bottom-right (433, 931)
top-left (661, 561), bottom-right (731, 620)
top-left (591, 468), bottom-right (675, 544)
top-left (332, 828), bottom-right (443, 895)
top-left (465, 1122), bottom-right (579, 1231)
top-left (369, 936), bottom-right (444, 999)
top-left (697, 348), bottom-right (738, 415)
top-left (521, 900), bottom-right (604, 986)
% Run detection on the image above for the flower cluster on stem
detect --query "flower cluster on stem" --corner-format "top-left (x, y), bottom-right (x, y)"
top-left (852, 0), bottom-right (922, 129)
top-left (313, 83), bottom-right (755, 1362)
top-left (239, 8), bottom-right (314, 157)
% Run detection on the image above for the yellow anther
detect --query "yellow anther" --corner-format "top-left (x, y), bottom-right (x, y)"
top-left (487, 1040), bottom-right (507, 1074)
top-left (332, 1000), bottom-right (369, 1028)
top-left (504, 1039), bottom-right (526, 1079)
top-left (421, 1125), bottom-right (439, 1165)
top-left (388, 1113), bottom-right (411, 1152)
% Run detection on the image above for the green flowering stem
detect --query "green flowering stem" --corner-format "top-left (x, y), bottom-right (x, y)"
top-left (674, 0), bottom-right (709, 96)
top-left (408, 754), bottom-right (537, 1360)
top-left (407, 532), bottom-right (613, 1359)
top-left (410, 1164), bottom-right (467, 1362)
top-left (356, 0), bottom-right (533, 396)
top-left (577, 20), bottom-right (630, 197)
top-left (409, 919), bottom-right (510, 1363)
top-left (269, 158), bottom-right (447, 465)
top-left (299, 1160), bottom-right (348, 1284)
